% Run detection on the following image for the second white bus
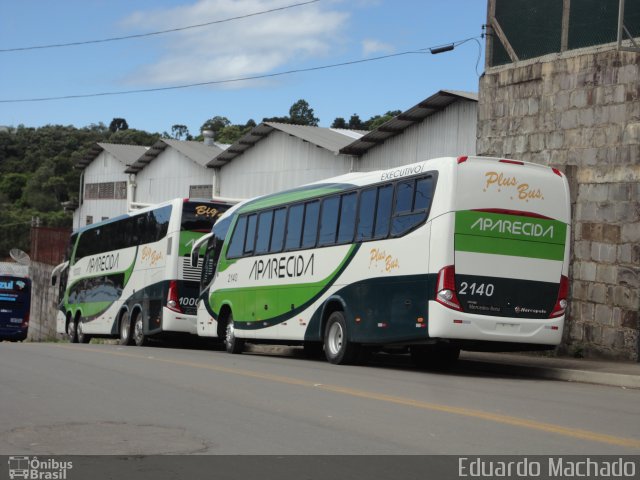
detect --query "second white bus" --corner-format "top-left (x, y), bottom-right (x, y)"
top-left (192, 157), bottom-right (571, 366)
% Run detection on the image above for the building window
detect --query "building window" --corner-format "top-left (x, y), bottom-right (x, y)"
top-left (189, 184), bottom-right (213, 199)
top-left (85, 181), bottom-right (127, 200)
top-left (115, 182), bottom-right (127, 199)
top-left (86, 216), bottom-right (93, 225)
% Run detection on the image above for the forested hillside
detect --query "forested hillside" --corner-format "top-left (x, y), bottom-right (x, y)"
top-left (0, 100), bottom-right (398, 256)
top-left (0, 123), bottom-right (159, 255)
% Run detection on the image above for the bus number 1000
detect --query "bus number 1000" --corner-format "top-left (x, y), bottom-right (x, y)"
top-left (458, 282), bottom-right (494, 297)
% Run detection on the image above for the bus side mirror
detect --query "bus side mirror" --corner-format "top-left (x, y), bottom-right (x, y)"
top-left (190, 250), bottom-right (199, 268)
top-left (51, 274), bottom-right (57, 286)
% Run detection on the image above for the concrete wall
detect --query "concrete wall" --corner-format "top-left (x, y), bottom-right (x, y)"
top-left (477, 46), bottom-right (640, 360)
top-left (27, 261), bottom-right (63, 342)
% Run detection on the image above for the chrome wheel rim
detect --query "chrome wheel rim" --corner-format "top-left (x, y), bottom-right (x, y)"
top-left (327, 322), bottom-right (343, 356)
top-left (121, 318), bottom-right (129, 340)
top-left (134, 318), bottom-right (143, 343)
top-left (225, 322), bottom-right (234, 346)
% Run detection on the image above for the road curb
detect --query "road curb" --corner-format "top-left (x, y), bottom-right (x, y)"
top-left (460, 359), bottom-right (640, 389)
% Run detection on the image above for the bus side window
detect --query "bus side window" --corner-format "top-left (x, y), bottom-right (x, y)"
top-left (244, 214), bottom-right (258, 255)
top-left (318, 196), bottom-right (340, 246)
top-left (356, 187), bottom-right (376, 242)
top-left (391, 176), bottom-right (433, 236)
top-left (337, 192), bottom-right (357, 244)
top-left (285, 204), bottom-right (304, 250)
top-left (269, 208), bottom-right (287, 253)
top-left (227, 216), bottom-right (248, 258)
top-left (255, 210), bottom-right (274, 255)
top-left (301, 200), bottom-right (320, 249)
top-left (373, 184), bottom-right (393, 239)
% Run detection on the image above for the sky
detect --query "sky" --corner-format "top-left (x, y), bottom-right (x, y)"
top-left (0, 0), bottom-right (487, 136)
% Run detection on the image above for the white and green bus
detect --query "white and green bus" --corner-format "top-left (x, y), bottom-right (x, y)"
top-left (54, 198), bottom-right (236, 345)
top-left (192, 156), bottom-right (570, 366)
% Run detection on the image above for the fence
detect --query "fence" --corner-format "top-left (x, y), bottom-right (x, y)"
top-left (30, 226), bottom-right (71, 266)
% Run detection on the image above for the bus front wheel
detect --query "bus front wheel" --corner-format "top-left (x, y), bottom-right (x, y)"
top-left (224, 314), bottom-right (244, 354)
top-left (324, 311), bottom-right (359, 365)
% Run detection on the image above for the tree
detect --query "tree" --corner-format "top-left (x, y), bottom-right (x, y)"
top-left (289, 99), bottom-right (319, 126)
top-left (0, 173), bottom-right (27, 202)
top-left (331, 117), bottom-right (347, 128)
top-left (109, 129), bottom-right (159, 146)
top-left (171, 124), bottom-right (190, 140)
top-left (109, 118), bottom-right (129, 133)
top-left (365, 110), bottom-right (402, 130)
top-left (348, 114), bottom-right (364, 130)
top-left (200, 116), bottom-right (231, 136)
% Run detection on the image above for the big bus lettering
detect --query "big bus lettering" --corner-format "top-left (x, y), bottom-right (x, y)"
top-left (249, 254), bottom-right (314, 280)
top-left (86, 253), bottom-right (120, 274)
top-left (470, 217), bottom-right (554, 239)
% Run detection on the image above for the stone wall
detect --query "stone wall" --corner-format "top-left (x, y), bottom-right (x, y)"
top-left (478, 47), bottom-right (640, 360)
top-left (28, 261), bottom-right (63, 342)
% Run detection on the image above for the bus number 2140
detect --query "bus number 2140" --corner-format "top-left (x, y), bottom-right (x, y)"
top-left (458, 282), bottom-right (495, 297)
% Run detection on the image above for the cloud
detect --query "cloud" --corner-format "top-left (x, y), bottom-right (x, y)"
top-left (121, 0), bottom-right (349, 87)
top-left (361, 39), bottom-right (394, 57)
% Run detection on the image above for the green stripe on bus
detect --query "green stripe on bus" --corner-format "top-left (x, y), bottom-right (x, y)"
top-left (212, 244), bottom-right (358, 324)
top-left (455, 210), bottom-right (567, 245)
top-left (455, 234), bottom-right (565, 261)
top-left (238, 186), bottom-right (348, 213)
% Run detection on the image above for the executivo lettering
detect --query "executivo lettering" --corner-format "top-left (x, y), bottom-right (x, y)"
top-left (86, 253), bottom-right (120, 274)
top-left (249, 254), bottom-right (314, 280)
top-left (470, 217), bottom-right (554, 239)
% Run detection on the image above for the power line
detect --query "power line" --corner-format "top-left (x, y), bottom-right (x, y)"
top-left (0, 36), bottom-right (483, 104)
top-left (0, 0), bottom-right (320, 53)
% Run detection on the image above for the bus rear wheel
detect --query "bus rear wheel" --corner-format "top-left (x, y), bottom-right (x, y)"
top-left (224, 314), bottom-right (244, 354)
top-left (133, 312), bottom-right (147, 347)
top-left (67, 316), bottom-right (78, 343)
top-left (119, 310), bottom-right (133, 346)
top-left (324, 311), bottom-right (360, 365)
top-left (77, 319), bottom-right (92, 344)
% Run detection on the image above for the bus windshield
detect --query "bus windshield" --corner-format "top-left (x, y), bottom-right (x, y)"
top-left (0, 275), bottom-right (31, 341)
top-left (182, 201), bottom-right (227, 232)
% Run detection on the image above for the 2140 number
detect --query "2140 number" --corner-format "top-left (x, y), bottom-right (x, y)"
top-left (458, 282), bottom-right (495, 297)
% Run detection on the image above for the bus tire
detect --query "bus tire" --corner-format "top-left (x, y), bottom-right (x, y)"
top-left (224, 313), bottom-right (244, 354)
top-left (67, 315), bottom-right (78, 344)
top-left (77, 319), bottom-right (92, 344)
top-left (133, 311), bottom-right (147, 347)
top-left (119, 310), bottom-right (133, 346)
top-left (324, 311), bottom-right (359, 365)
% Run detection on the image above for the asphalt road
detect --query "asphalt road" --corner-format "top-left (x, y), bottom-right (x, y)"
top-left (1, 341), bottom-right (639, 455)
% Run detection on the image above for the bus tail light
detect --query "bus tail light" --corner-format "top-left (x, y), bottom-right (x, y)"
top-left (22, 310), bottom-right (29, 329)
top-left (435, 265), bottom-right (462, 311)
top-left (549, 275), bottom-right (569, 318)
top-left (167, 280), bottom-right (183, 313)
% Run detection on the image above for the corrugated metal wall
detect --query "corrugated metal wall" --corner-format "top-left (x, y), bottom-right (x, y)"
top-left (135, 149), bottom-right (213, 204)
top-left (219, 131), bottom-right (355, 198)
top-left (74, 152), bottom-right (129, 228)
top-left (357, 101), bottom-right (477, 172)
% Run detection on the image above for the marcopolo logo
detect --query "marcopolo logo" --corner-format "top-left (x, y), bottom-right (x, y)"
top-left (470, 217), bottom-right (554, 240)
top-left (8, 456), bottom-right (73, 480)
